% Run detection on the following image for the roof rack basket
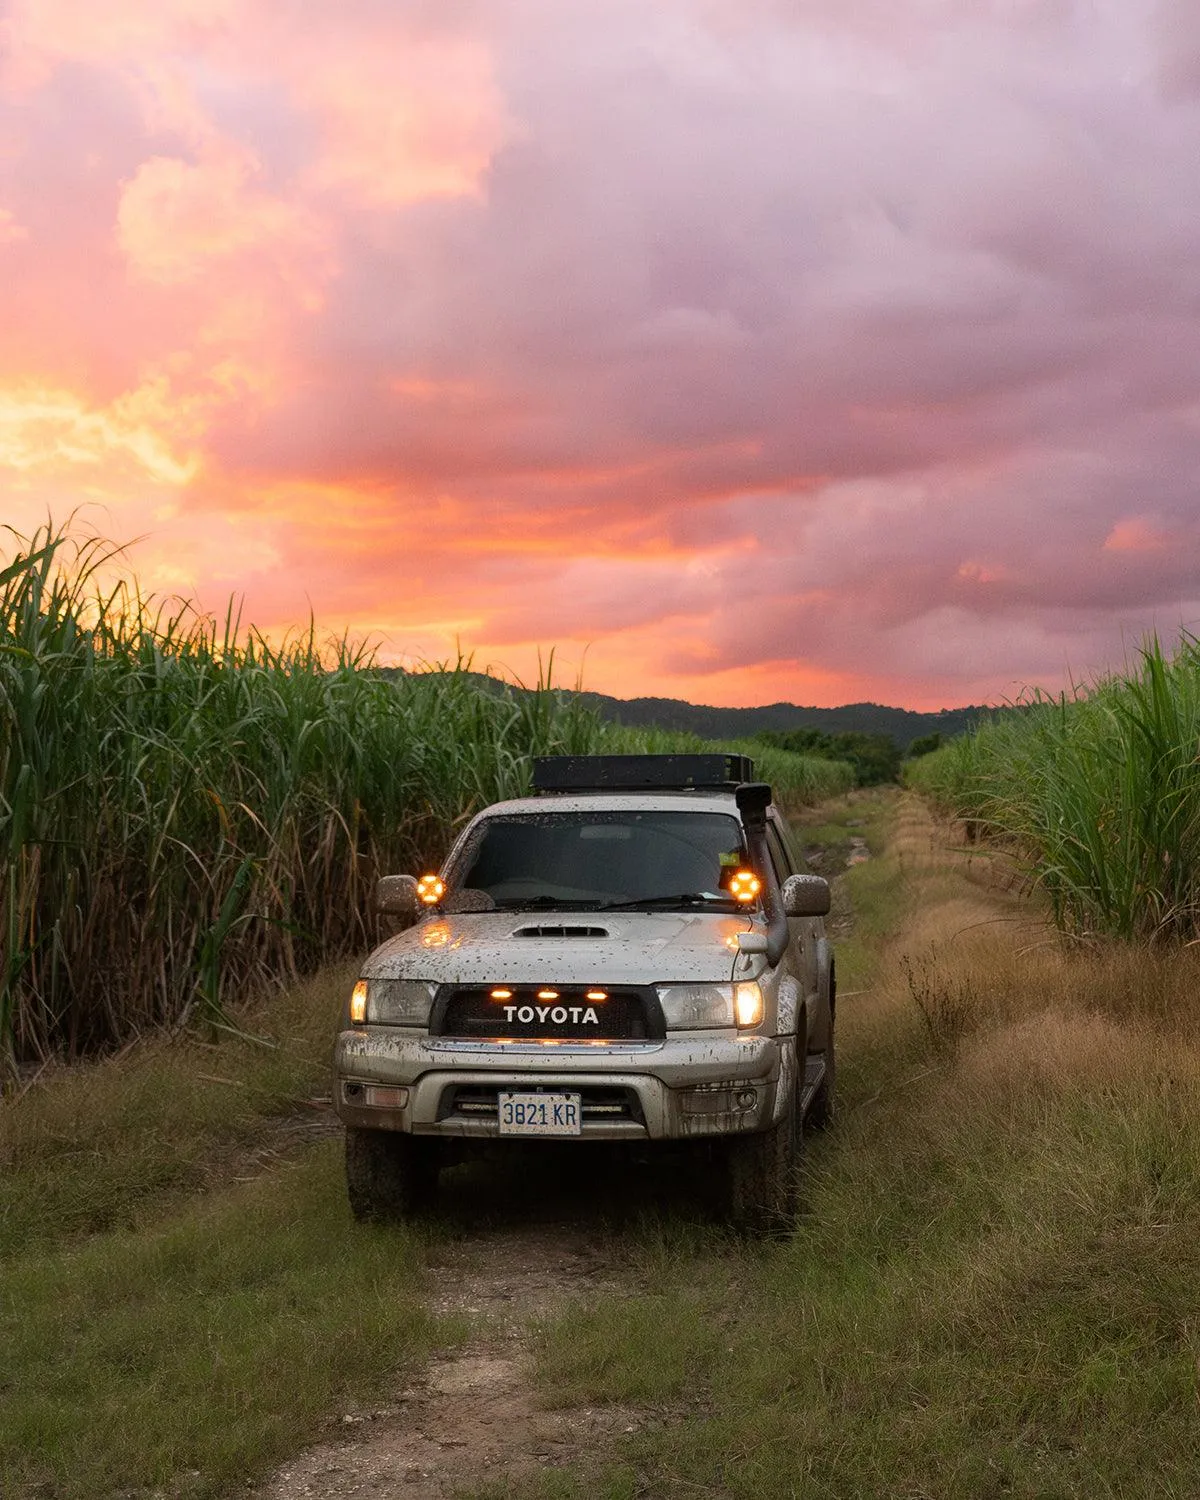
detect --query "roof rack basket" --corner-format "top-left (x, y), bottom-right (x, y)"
top-left (532, 753), bottom-right (755, 793)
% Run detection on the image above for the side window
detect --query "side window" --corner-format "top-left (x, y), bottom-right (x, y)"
top-left (775, 815), bottom-right (808, 873)
top-left (764, 823), bottom-right (792, 886)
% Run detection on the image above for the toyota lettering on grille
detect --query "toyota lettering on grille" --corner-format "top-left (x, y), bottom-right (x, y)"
top-left (434, 984), bottom-right (656, 1040)
top-left (501, 1003), bottom-right (600, 1025)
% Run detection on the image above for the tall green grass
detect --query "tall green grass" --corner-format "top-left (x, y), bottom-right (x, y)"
top-left (0, 524), bottom-right (847, 1068)
top-left (907, 636), bottom-right (1200, 942)
top-left (0, 525), bottom-right (601, 1066)
top-left (595, 723), bottom-right (854, 806)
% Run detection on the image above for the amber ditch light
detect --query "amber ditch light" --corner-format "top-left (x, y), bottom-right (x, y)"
top-left (729, 869), bottom-right (762, 904)
top-left (417, 873), bottom-right (445, 905)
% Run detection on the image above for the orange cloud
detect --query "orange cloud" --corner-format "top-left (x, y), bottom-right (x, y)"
top-left (956, 559), bottom-right (1010, 585)
top-left (0, 382), bottom-right (199, 484)
top-left (4, 0), bottom-right (1200, 717)
top-left (1102, 517), bottom-right (1168, 553)
top-left (117, 146), bottom-right (323, 294)
top-left (0, 1), bottom-right (239, 104)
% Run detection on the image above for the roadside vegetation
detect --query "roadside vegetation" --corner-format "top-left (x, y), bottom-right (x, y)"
top-left (521, 792), bottom-right (1200, 1498)
top-left (0, 522), bottom-right (850, 1072)
top-left (905, 635), bottom-right (1200, 942)
top-left (756, 725), bottom-right (903, 786)
top-left (0, 965), bottom-right (457, 1499)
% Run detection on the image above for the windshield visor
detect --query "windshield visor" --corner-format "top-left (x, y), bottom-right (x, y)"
top-left (446, 810), bottom-right (751, 911)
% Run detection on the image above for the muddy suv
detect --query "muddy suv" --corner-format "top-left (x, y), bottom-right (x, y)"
top-left (333, 754), bottom-right (835, 1230)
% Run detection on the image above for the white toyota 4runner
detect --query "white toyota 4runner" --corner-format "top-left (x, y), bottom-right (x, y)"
top-left (334, 754), bottom-right (835, 1230)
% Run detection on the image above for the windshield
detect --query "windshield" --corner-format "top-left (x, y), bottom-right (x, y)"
top-left (445, 809), bottom-right (751, 911)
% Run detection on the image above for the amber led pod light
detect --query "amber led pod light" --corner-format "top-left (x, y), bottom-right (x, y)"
top-left (416, 873), bottom-right (445, 905)
top-left (729, 869), bottom-right (762, 903)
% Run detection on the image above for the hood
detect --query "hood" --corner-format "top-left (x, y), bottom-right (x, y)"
top-left (362, 910), bottom-right (757, 987)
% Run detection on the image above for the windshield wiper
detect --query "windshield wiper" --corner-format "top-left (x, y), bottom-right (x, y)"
top-left (596, 892), bottom-right (735, 911)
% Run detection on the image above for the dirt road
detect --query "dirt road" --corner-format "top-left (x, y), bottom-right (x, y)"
top-left (252, 1151), bottom-right (696, 1499)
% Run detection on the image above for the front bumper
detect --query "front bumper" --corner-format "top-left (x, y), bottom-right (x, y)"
top-left (333, 1027), bottom-right (791, 1140)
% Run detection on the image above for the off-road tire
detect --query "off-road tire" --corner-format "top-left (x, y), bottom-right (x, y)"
top-left (719, 1093), bottom-right (801, 1235)
top-left (344, 1127), bottom-right (439, 1221)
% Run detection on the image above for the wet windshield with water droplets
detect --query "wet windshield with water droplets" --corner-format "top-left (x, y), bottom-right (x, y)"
top-left (446, 810), bottom-right (750, 911)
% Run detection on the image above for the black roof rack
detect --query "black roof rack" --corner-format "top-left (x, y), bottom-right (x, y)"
top-left (532, 753), bottom-right (755, 794)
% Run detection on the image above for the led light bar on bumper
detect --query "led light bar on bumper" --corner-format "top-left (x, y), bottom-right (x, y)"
top-left (349, 977), bottom-right (436, 1026)
top-left (656, 981), bottom-right (763, 1030)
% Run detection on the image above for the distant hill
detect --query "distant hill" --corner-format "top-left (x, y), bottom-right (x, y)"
top-left (382, 668), bottom-right (988, 750)
top-left (569, 690), bottom-right (986, 748)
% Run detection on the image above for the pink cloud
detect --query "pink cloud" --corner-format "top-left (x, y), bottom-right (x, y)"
top-left (0, 207), bottom-right (27, 244)
top-left (116, 146), bottom-right (324, 291)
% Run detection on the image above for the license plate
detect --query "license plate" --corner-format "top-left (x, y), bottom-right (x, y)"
top-left (498, 1091), bottom-right (582, 1137)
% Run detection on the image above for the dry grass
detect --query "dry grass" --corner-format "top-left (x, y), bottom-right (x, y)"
top-left (526, 790), bottom-right (1200, 1500)
top-left (0, 963), bottom-right (350, 1255)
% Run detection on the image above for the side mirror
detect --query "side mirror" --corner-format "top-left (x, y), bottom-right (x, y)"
top-left (781, 873), bottom-right (831, 917)
top-left (375, 874), bottom-right (420, 919)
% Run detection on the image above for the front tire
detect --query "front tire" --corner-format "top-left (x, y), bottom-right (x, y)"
top-left (718, 1093), bottom-right (801, 1235)
top-left (344, 1127), bottom-right (440, 1221)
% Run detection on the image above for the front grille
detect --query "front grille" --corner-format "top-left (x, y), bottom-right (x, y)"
top-left (439, 1084), bottom-right (644, 1126)
top-left (430, 984), bottom-right (664, 1041)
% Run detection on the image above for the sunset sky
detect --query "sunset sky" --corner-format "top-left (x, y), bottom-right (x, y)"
top-left (2, 0), bottom-right (1199, 710)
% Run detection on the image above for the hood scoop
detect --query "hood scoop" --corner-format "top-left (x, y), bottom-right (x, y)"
top-left (512, 924), bottom-right (611, 939)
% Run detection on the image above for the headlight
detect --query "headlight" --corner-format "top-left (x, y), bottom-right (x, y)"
top-left (350, 977), bottom-right (435, 1026)
top-left (657, 982), bottom-right (764, 1030)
